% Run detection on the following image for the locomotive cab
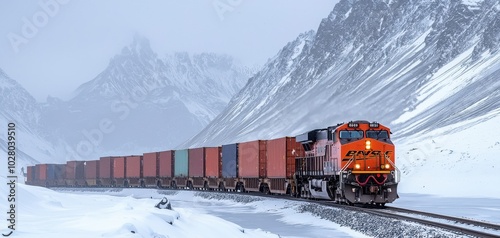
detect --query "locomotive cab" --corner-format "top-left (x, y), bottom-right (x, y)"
top-left (294, 121), bottom-right (399, 205)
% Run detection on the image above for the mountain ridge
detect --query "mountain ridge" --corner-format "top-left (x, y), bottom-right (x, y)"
top-left (1, 36), bottom-right (252, 165)
top-left (182, 0), bottom-right (500, 147)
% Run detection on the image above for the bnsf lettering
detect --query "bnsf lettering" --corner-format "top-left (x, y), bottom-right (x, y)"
top-left (345, 150), bottom-right (392, 157)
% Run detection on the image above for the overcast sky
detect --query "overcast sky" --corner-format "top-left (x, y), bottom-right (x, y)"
top-left (0, 1), bottom-right (337, 101)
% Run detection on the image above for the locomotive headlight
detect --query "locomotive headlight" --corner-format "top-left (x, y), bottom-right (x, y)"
top-left (385, 164), bottom-right (390, 169)
top-left (380, 164), bottom-right (385, 169)
top-left (355, 163), bottom-right (361, 169)
top-left (365, 140), bottom-right (371, 150)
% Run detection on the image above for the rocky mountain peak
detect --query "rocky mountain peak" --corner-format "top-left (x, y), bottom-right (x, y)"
top-left (120, 34), bottom-right (156, 59)
top-left (182, 0), bottom-right (500, 148)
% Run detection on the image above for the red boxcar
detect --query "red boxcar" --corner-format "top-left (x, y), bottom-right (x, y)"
top-left (85, 160), bottom-right (99, 179)
top-left (99, 157), bottom-right (114, 179)
top-left (37, 164), bottom-right (48, 181)
top-left (126, 156), bottom-right (141, 178)
top-left (267, 137), bottom-right (303, 178)
top-left (114, 157), bottom-right (126, 179)
top-left (158, 150), bottom-right (174, 187)
top-left (26, 166), bottom-right (35, 185)
top-left (238, 140), bottom-right (266, 178)
top-left (84, 160), bottom-right (99, 186)
top-left (65, 161), bottom-right (85, 186)
top-left (66, 161), bottom-right (77, 179)
top-left (205, 147), bottom-right (221, 189)
top-left (205, 147), bottom-right (221, 177)
top-left (189, 147), bottom-right (206, 188)
top-left (189, 147), bottom-right (205, 177)
top-left (65, 161), bottom-right (85, 179)
top-left (143, 152), bottom-right (158, 177)
top-left (158, 151), bottom-right (173, 177)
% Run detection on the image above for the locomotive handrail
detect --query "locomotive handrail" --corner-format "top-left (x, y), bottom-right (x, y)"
top-left (339, 155), bottom-right (355, 190)
top-left (340, 155), bottom-right (355, 172)
top-left (385, 154), bottom-right (400, 183)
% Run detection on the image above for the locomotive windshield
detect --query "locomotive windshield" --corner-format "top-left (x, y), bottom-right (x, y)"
top-left (339, 130), bottom-right (364, 139)
top-left (367, 130), bottom-right (389, 139)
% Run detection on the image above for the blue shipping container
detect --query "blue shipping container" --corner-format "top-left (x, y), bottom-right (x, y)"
top-left (47, 164), bottom-right (56, 180)
top-left (47, 164), bottom-right (65, 180)
top-left (222, 143), bottom-right (238, 178)
top-left (175, 149), bottom-right (189, 177)
top-left (55, 164), bottom-right (65, 179)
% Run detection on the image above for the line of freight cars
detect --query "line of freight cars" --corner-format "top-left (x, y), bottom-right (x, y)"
top-left (26, 137), bottom-right (304, 194)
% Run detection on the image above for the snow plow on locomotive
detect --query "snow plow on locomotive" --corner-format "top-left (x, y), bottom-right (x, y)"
top-left (293, 121), bottom-right (399, 205)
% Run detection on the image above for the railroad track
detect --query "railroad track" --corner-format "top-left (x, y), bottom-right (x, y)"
top-left (385, 206), bottom-right (500, 231)
top-left (374, 206), bottom-right (500, 238)
top-left (197, 189), bottom-right (500, 238)
top-left (53, 187), bottom-right (500, 237)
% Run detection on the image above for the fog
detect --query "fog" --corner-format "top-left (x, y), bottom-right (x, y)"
top-left (0, 0), bottom-right (337, 101)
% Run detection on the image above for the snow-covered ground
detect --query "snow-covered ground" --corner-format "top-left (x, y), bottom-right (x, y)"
top-left (2, 185), bottom-right (487, 238)
top-left (393, 193), bottom-right (500, 225)
top-left (396, 114), bottom-right (500, 198)
top-left (0, 184), bottom-right (281, 238)
top-left (0, 185), bottom-right (370, 238)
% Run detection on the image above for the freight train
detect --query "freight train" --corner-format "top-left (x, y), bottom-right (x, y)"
top-left (26, 121), bottom-right (399, 205)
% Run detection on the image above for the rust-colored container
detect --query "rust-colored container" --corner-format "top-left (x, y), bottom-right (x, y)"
top-left (143, 152), bottom-right (158, 177)
top-left (126, 156), bottom-right (141, 178)
top-left (114, 157), bottom-right (126, 179)
top-left (267, 137), bottom-right (303, 178)
top-left (34, 165), bottom-right (40, 184)
top-left (65, 161), bottom-right (85, 179)
top-left (238, 140), bottom-right (267, 178)
top-left (37, 164), bottom-right (48, 180)
top-left (85, 160), bottom-right (99, 179)
top-left (205, 147), bottom-right (221, 177)
top-left (27, 166), bottom-right (35, 184)
top-left (189, 147), bottom-right (205, 177)
top-left (99, 157), bottom-right (114, 179)
top-left (158, 150), bottom-right (174, 177)
top-left (66, 161), bottom-right (76, 179)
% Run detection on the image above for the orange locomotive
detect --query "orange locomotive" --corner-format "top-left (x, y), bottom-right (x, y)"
top-left (294, 120), bottom-right (399, 205)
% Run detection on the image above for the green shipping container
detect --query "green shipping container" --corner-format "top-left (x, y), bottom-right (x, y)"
top-left (174, 149), bottom-right (189, 177)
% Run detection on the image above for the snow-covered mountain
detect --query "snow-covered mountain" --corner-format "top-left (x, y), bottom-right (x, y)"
top-left (0, 68), bottom-right (41, 131)
top-left (182, 0), bottom-right (500, 196)
top-left (40, 36), bottom-right (251, 158)
top-left (0, 68), bottom-right (60, 176)
top-left (184, 0), bottom-right (500, 145)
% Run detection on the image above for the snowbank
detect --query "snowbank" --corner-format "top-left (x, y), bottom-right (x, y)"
top-left (0, 184), bottom-right (278, 238)
top-left (397, 114), bottom-right (500, 198)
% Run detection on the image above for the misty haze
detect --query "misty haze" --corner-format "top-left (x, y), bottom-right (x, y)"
top-left (1, 0), bottom-right (500, 237)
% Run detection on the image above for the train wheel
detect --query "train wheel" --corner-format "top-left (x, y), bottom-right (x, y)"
top-left (204, 182), bottom-right (209, 190)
